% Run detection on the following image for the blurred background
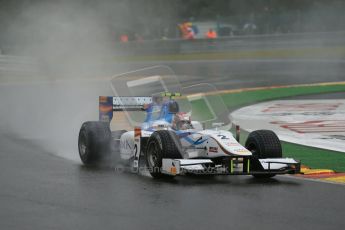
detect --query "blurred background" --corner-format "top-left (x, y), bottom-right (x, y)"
top-left (0, 0), bottom-right (344, 160)
top-left (0, 0), bottom-right (344, 77)
top-left (1, 2), bottom-right (345, 229)
top-left (1, 0), bottom-right (345, 47)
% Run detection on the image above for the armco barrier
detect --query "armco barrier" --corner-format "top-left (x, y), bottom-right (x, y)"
top-left (113, 31), bottom-right (345, 56)
top-left (1, 31), bottom-right (344, 79)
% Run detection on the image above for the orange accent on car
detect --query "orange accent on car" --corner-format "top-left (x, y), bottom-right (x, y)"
top-left (134, 127), bottom-right (141, 137)
top-left (99, 105), bottom-right (112, 113)
top-left (170, 167), bottom-right (177, 175)
top-left (99, 96), bottom-right (108, 103)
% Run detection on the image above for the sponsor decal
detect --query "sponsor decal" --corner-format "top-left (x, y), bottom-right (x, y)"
top-left (217, 134), bottom-right (229, 140)
top-left (120, 140), bottom-right (132, 150)
top-left (99, 96), bottom-right (113, 121)
top-left (99, 105), bottom-right (112, 113)
top-left (152, 124), bottom-right (168, 130)
top-left (226, 142), bottom-right (240, 146)
top-left (209, 147), bottom-right (218, 153)
top-left (233, 149), bottom-right (248, 153)
top-left (99, 96), bottom-right (110, 103)
top-left (271, 120), bottom-right (345, 134)
top-left (262, 102), bottom-right (342, 113)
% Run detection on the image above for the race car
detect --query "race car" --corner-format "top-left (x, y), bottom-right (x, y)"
top-left (78, 92), bottom-right (301, 179)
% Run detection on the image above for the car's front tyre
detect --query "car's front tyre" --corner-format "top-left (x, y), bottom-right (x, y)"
top-left (245, 130), bottom-right (282, 178)
top-left (145, 130), bottom-right (183, 178)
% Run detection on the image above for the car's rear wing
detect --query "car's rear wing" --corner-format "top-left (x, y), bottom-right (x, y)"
top-left (99, 96), bottom-right (152, 122)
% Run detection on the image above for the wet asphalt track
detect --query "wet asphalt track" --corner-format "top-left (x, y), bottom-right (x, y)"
top-left (1, 59), bottom-right (345, 230)
top-left (119, 59), bottom-right (345, 90)
top-left (1, 133), bottom-right (345, 230)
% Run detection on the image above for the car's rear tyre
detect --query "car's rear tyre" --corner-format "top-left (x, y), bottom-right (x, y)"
top-left (78, 121), bottom-right (112, 166)
top-left (145, 130), bottom-right (183, 178)
top-left (245, 130), bottom-right (282, 178)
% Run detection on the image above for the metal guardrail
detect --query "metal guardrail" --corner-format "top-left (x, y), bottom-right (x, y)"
top-left (114, 31), bottom-right (345, 56)
top-left (0, 31), bottom-right (344, 79)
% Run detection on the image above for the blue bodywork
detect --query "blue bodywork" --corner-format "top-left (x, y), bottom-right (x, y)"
top-left (98, 96), bottom-right (208, 147)
top-left (144, 101), bottom-right (174, 123)
top-left (142, 100), bottom-right (208, 146)
top-left (142, 100), bottom-right (176, 130)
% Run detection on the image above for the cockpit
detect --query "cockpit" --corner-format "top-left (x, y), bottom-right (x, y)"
top-left (143, 98), bottom-right (193, 131)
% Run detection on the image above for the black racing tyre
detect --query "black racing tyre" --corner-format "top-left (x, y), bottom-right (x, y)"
top-left (245, 130), bottom-right (282, 178)
top-left (78, 121), bottom-right (112, 166)
top-left (145, 130), bottom-right (183, 178)
top-left (245, 130), bottom-right (282, 159)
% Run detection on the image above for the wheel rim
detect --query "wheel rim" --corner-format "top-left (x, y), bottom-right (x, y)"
top-left (79, 134), bottom-right (87, 157)
top-left (147, 142), bottom-right (159, 167)
top-left (79, 143), bottom-right (86, 156)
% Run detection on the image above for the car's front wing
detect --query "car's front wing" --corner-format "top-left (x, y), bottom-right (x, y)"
top-left (161, 157), bottom-right (301, 176)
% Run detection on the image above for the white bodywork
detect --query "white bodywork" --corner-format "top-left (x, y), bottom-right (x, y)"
top-left (258, 158), bottom-right (299, 170)
top-left (118, 121), bottom-right (298, 174)
top-left (195, 129), bottom-right (252, 157)
top-left (103, 71), bottom-right (300, 177)
top-left (119, 121), bottom-right (252, 161)
top-left (120, 131), bottom-right (135, 160)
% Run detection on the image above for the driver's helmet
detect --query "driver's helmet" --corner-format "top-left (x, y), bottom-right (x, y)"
top-left (172, 112), bottom-right (193, 130)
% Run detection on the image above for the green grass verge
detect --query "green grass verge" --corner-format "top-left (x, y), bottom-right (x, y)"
top-left (122, 82), bottom-right (345, 171)
top-left (282, 142), bottom-right (345, 172)
top-left (221, 84), bottom-right (345, 109)
top-left (234, 129), bottom-right (345, 172)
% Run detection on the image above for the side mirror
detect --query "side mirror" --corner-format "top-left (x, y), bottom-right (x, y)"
top-left (191, 121), bottom-right (203, 131)
top-left (212, 123), bottom-right (224, 130)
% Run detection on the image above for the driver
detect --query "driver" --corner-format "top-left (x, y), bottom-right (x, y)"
top-left (143, 95), bottom-right (163, 122)
top-left (172, 112), bottom-right (193, 130)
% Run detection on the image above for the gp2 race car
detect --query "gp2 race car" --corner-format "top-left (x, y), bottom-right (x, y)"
top-left (78, 92), bottom-right (301, 179)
